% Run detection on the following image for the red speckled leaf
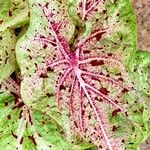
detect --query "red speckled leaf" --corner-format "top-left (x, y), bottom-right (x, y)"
top-left (16, 0), bottom-right (150, 149)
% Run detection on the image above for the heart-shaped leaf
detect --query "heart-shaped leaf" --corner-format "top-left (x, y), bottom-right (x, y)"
top-left (16, 0), bottom-right (150, 149)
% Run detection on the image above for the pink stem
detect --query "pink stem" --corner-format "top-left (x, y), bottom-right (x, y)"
top-left (86, 1), bottom-right (100, 14)
top-left (38, 4), bottom-right (69, 59)
top-left (48, 23), bottom-right (69, 59)
top-left (34, 35), bottom-right (56, 45)
top-left (46, 59), bottom-right (69, 68)
top-left (75, 69), bottom-right (113, 150)
top-left (56, 67), bottom-right (72, 106)
top-left (68, 75), bottom-right (76, 119)
top-left (81, 70), bottom-right (128, 89)
top-left (79, 87), bottom-right (85, 131)
top-left (85, 83), bottom-right (124, 113)
top-left (76, 47), bottom-right (84, 60)
top-left (82, 0), bottom-right (87, 20)
top-left (77, 28), bottom-right (107, 48)
top-left (76, 48), bottom-right (80, 58)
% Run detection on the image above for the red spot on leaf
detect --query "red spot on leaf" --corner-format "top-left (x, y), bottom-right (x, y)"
top-left (42, 121), bottom-right (46, 125)
top-left (59, 85), bottom-right (66, 90)
top-left (81, 110), bottom-right (85, 116)
top-left (38, 133), bottom-right (42, 137)
top-left (39, 73), bottom-right (48, 78)
top-left (43, 44), bottom-right (47, 49)
top-left (83, 50), bottom-right (91, 54)
top-left (91, 77), bottom-right (99, 81)
top-left (12, 102), bottom-right (24, 109)
top-left (28, 55), bottom-right (32, 60)
top-left (20, 137), bottom-right (24, 144)
top-left (95, 97), bottom-right (103, 102)
top-left (46, 93), bottom-right (54, 97)
top-left (121, 88), bottom-right (129, 93)
top-left (122, 139), bottom-right (125, 143)
top-left (19, 110), bottom-right (23, 119)
top-left (125, 112), bottom-right (128, 116)
top-left (7, 115), bottom-right (11, 120)
top-left (28, 113), bottom-right (33, 125)
top-left (106, 74), bottom-right (110, 77)
top-left (0, 20), bottom-right (3, 24)
top-left (112, 109), bottom-right (121, 117)
top-left (79, 2), bottom-right (82, 8)
top-left (50, 41), bottom-right (57, 46)
top-left (4, 102), bottom-right (8, 106)
top-left (28, 135), bottom-right (37, 145)
top-left (116, 73), bottom-right (121, 76)
top-left (11, 131), bottom-right (18, 139)
top-left (74, 121), bottom-right (78, 128)
top-left (99, 145), bottom-right (103, 149)
top-left (103, 10), bottom-right (107, 14)
top-left (90, 60), bottom-right (104, 66)
top-left (9, 10), bottom-right (12, 17)
top-left (45, 2), bottom-right (49, 8)
top-left (90, 28), bottom-right (106, 41)
top-left (118, 77), bottom-right (123, 82)
top-left (47, 67), bottom-right (54, 72)
top-left (108, 53), bottom-right (113, 56)
top-left (99, 87), bottom-right (109, 95)
top-left (112, 126), bottom-right (117, 132)
top-left (95, 31), bottom-right (106, 41)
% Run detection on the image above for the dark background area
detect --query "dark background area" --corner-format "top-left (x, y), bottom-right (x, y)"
top-left (132, 0), bottom-right (150, 51)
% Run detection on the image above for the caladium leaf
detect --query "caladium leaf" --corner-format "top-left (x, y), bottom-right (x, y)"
top-left (0, 0), bottom-right (29, 32)
top-left (0, 29), bottom-right (17, 83)
top-left (16, 0), bottom-right (150, 149)
top-left (0, 0), bottom-right (29, 83)
top-left (0, 78), bottom-right (96, 150)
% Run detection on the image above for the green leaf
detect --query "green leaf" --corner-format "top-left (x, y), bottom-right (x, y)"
top-left (0, 29), bottom-right (16, 82)
top-left (129, 50), bottom-right (150, 95)
top-left (0, 92), bottom-right (96, 150)
top-left (0, 0), bottom-right (29, 32)
top-left (0, 0), bottom-right (29, 82)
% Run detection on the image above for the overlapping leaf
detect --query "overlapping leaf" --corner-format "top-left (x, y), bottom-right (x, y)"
top-left (0, 30), bottom-right (16, 82)
top-left (0, 0), bottom-right (29, 32)
top-left (0, 0), bottom-right (29, 83)
top-left (0, 78), bottom-right (96, 150)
